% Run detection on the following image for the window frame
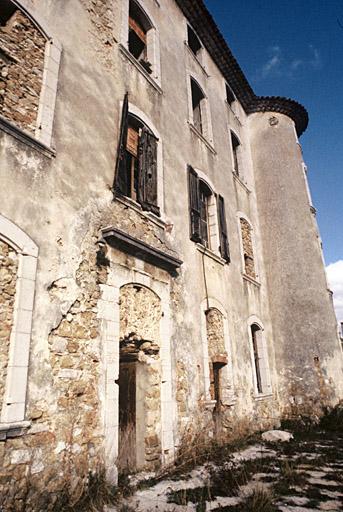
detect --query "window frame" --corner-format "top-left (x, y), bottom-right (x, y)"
top-left (0, 214), bottom-right (38, 427)
top-left (188, 74), bottom-right (213, 145)
top-left (247, 319), bottom-right (272, 397)
top-left (237, 213), bottom-right (259, 282)
top-left (200, 299), bottom-right (236, 407)
top-left (115, 99), bottom-right (164, 217)
top-left (0, 0), bottom-right (61, 149)
top-left (120, 0), bottom-right (161, 86)
top-left (230, 131), bottom-right (241, 176)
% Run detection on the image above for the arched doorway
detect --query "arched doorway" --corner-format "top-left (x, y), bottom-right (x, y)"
top-left (117, 284), bottom-right (162, 472)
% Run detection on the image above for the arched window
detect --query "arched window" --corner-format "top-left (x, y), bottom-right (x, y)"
top-left (249, 322), bottom-right (271, 396)
top-left (188, 166), bottom-right (230, 261)
top-left (128, 0), bottom-right (153, 74)
top-left (0, 1), bottom-right (61, 147)
top-left (0, 215), bottom-right (38, 426)
top-left (240, 217), bottom-right (256, 279)
top-left (190, 78), bottom-right (205, 134)
top-left (114, 94), bottom-right (160, 216)
top-left (187, 25), bottom-right (202, 57)
top-left (226, 84), bottom-right (235, 106)
top-left (230, 131), bottom-right (241, 175)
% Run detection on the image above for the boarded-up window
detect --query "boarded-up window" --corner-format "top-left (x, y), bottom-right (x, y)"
top-left (0, 5), bottom-right (46, 133)
top-left (240, 218), bottom-right (255, 279)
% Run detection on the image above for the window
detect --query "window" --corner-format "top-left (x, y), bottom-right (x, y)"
top-left (0, 215), bottom-right (38, 427)
top-left (0, 1), bottom-right (61, 147)
top-left (231, 132), bottom-right (240, 175)
top-left (199, 181), bottom-right (211, 248)
top-left (226, 84), bottom-right (235, 106)
top-left (128, 0), bottom-right (153, 74)
top-left (187, 25), bottom-right (202, 57)
top-left (240, 217), bottom-right (256, 279)
top-left (190, 78), bottom-right (205, 135)
top-left (249, 323), bottom-right (271, 396)
top-left (114, 93), bottom-right (160, 216)
top-left (251, 324), bottom-right (263, 394)
top-left (0, 0), bottom-right (16, 26)
top-left (188, 166), bottom-right (230, 261)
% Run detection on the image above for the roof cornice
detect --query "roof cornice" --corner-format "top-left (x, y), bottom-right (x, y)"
top-left (175, 0), bottom-right (308, 135)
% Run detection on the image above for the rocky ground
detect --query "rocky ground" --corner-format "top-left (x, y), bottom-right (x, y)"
top-left (110, 424), bottom-right (343, 512)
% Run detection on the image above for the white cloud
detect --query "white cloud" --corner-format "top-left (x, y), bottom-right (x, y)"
top-left (326, 260), bottom-right (343, 323)
top-left (254, 44), bottom-right (322, 81)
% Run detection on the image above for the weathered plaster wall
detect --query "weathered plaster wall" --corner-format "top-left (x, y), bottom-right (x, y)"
top-left (249, 112), bottom-right (343, 418)
top-left (0, 0), bottom-right (339, 508)
top-left (0, 9), bottom-right (45, 133)
top-left (0, 240), bottom-right (17, 408)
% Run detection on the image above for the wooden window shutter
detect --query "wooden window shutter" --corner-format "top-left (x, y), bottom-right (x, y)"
top-left (188, 165), bottom-right (201, 243)
top-left (217, 195), bottom-right (230, 262)
top-left (137, 127), bottom-right (160, 216)
top-left (113, 92), bottom-right (129, 196)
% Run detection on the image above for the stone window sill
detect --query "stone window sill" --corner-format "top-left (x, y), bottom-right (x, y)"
top-left (119, 44), bottom-right (162, 95)
top-left (196, 244), bottom-right (226, 265)
top-left (184, 42), bottom-right (209, 77)
top-left (188, 122), bottom-right (216, 154)
top-left (0, 420), bottom-right (31, 440)
top-left (242, 273), bottom-right (261, 287)
top-left (115, 195), bottom-right (169, 231)
top-left (233, 172), bottom-right (251, 194)
top-left (253, 392), bottom-right (273, 402)
top-left (0, 115), bottom-right (55, 158)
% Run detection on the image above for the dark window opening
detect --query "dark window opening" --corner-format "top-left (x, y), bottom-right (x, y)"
top-left (191, 78), bottom-right (205, 134)
top-left (114, 95), bottom-right (160, 217)
top-left (226, 84), bottom-right (235, 105)
top-left (199, 180), bottom-right (211, 248)
top-left (0, 0), bottom-right (17, 27)
top-left (187, 25), bottom-right (202, 56)
top-left (124, 117), bottom-right (141, 201)
top-left (231, 132), bottom-right (240, 175)
top-left (128, 0), bottom-right (152, 73)
top-left (251, 324), bottom-right (263, 394)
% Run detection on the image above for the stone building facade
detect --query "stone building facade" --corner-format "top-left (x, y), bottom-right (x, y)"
top-left (0, 0), bottom-right (342, 509)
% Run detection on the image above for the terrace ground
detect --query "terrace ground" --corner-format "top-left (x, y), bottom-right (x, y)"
top-left (109, 412), bottom-right (343, 512)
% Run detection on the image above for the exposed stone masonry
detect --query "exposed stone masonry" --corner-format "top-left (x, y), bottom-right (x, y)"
top-left (120, 285), bottom-right (162, 343)
top-left (206, 308), bottom-right (226, 360)
top-left (119, 284), bottom-right (162, 469)
top-left (0, 9), bottom-right (45, 134)
top-left (0, 239), bottom-right (18, 410)
top-left (240, 218), bottom-right (256, 279)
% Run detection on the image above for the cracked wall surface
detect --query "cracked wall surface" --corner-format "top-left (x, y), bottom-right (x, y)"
top-left (0, 9), bottom-right (45, 133)
top-left (0, 240), bottom-right (17, 409)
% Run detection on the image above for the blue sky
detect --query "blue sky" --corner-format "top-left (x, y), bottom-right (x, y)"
top-left (204, 0), bottom-right (343, 322)
top-left (205, 0), bottom-right (343, 268)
